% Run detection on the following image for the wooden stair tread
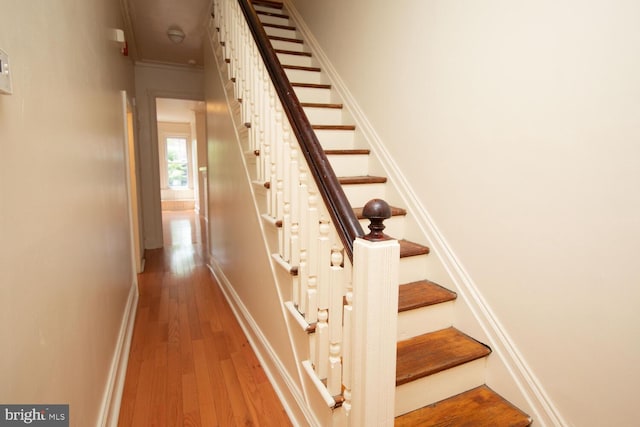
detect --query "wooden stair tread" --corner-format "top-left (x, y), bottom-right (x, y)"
top-left (301, 102), bottom-right (343, 109)
top-left (399, 239), bottom-right (430, 257)
top-left (282, 64), bottom-right (320, 72)
top-left (338, 175), bottom-right (387, 185)
top-left (291, 82), bottom-right (331, 89)
top-left (396, 328), bottom-right (491, 386)
top-left (325, 149), bottom-right (370, 155)
top-left (275, 49), bottom-right (311, 57)
top-left (252, 0), bottom-right (284, 9)
top-left (353, 205), bottom-right (405, 218)
top-left (312, 124), bottom-right (355, 130)
top-left (398, 280), bottom-right (456, 312)
top-left (268, 35), bottom-right (303, 44)
top-left (256, 10), bottom-right (289, 19)
top-left (394, 385), bottom-right (532, 427)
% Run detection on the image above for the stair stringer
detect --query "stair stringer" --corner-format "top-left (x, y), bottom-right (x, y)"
top-left (284, 2), bottom-right (566, 426)
top-left (205, 23), bottom-right (333, 427)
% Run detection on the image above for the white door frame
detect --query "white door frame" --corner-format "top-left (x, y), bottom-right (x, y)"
top-left (121, 91), bottom-right (144, 273)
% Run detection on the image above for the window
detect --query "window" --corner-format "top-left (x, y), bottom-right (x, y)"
top-left (166, 137), bottom-right (189, 188)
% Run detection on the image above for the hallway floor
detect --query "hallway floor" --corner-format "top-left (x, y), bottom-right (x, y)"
top-left (118, 210), bottom-right (292, 426)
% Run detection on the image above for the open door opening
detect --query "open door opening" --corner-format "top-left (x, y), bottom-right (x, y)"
top-left (155, 98), bottom-right (207, 220)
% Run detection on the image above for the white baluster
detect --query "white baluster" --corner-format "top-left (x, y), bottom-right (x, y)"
top-left (317, 220), bottom-right (331, 310)
top-left (290, 148), bottom-right (300, 225)
top-left (298, 249), bottom-right (307, 315)
top-left (327, 247), bottom-right (344, 396)
top-left (269, 164), bottom-right (276, 218)
top-left (283, 202), bottom-right (291, 262)
top-left (291, 222), bottom-right (300, 291)
top-left (307, 192), bottom-right (319, 278)
top-left (315, 307), bottom-right (329, 379)
top-left (306, 276), bottom-right (318, 324)
top-left (290, 149), bottom-right (300, 269)
top-left (343, 284), bottom-right (353, 423)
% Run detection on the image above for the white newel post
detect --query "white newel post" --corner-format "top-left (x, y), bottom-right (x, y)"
top-left (350, 199), bottom-right (399, 427)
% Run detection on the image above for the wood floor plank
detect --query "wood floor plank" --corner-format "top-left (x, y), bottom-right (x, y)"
top-left (129, 358), bottom-right (154, 426)
top-left (192, 339), bottom-right (218, 426)
top-left (181, 373), bottom-right (202, 427)
top-left (222, 357), bottom-right (255, 426)
top-left (166, 341), bottom-right (183, 427)
top-left (118, 211), bottom-right (292, 426)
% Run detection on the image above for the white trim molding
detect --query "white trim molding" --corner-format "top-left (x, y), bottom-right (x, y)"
top-left (98, 281), bottom-right (139, 427)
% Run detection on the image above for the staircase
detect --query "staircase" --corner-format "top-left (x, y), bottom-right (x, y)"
top-left (215, 0), bottom-right (533, 425)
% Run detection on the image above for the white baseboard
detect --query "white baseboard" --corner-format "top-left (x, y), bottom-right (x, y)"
top-left (284, 2), bottom-right (566, 426)
top-left (97, 280), bottom-right (139, 427)
top-left (207, 257), bottom-right (320, 427)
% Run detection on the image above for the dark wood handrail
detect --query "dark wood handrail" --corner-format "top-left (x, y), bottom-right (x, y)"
top-left (236, 0), bottom-right (364, 261)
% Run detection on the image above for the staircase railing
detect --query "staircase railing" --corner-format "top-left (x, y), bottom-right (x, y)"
top-left (237, 0), bottom-right (363, 261)
top-left (211, 1), bottom-right (399, 424)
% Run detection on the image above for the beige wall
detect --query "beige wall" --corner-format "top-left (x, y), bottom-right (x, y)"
top-left (289, 1), bottom-right (640, 425)
top-left (0, 0), bottom-right (135, 426)
top-left (134, 63), bottom-right (203, 248)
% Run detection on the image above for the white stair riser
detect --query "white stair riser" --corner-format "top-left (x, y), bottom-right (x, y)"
top-left (264, 26), bottom-right (297, 39)
top-left (394, 358), bottom-right (487, 416)
top-left (284, 68), bottom-right (323, 84)
top-left (303, 106), bottom-right (344, 125)
top-left (258, 14), bottom-right (290, 26)
top-left (293, 86), bottom-right (332, 104)
top-left (277, 53), bottom-right (314, 68)
top-left (399, 254), bottom-right (428, 284)
top-left (358, 216), bottom-right (406, 242)
top-left (397, 301), bottom-right (455, 341)
top-left (342, 183), bottom-right (387, 208)
top-left (327, 154), bottom-right (369, 177)
top-left (315, 129), bottom-right (354, 149)
top-left (270, 39), bottom-right (305, 52)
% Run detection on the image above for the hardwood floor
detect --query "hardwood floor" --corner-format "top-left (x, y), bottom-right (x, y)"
top-left (118, 210), bottom-right (292, 427)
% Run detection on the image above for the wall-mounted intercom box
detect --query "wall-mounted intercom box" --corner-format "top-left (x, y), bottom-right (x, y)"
top-left (0, 49), bottom-right (13, 95)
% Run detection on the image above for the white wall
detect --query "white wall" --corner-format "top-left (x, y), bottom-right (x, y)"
top-left (134, 63), bottom-right (203, 248)
top-left (0, 0), bottom-right (135, 425)
top-left (288, 0), bottom-right (640, 425)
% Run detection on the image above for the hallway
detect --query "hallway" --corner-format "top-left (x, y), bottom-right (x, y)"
top-left (118, 211), bottom-right (292, 426)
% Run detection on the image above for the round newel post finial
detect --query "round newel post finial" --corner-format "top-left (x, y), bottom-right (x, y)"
top-left (363, 198), bottom-right (392, 241)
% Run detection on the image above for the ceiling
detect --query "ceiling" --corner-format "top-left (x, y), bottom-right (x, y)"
top-left (121, 0), bottom-right (211, 66)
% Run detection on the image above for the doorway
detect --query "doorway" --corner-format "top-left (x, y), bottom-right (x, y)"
top-left (155, 98), bottom-right (207, 217)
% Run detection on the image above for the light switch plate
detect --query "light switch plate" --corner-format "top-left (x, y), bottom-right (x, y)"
top-left (0, 49), bottom-right (13, 95)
